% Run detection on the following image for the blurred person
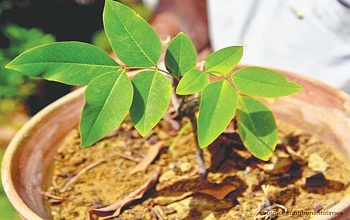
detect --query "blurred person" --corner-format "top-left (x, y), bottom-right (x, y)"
top-left (146, 0), bottom-right (350, 93)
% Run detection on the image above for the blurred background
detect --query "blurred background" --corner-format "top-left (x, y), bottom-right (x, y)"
top-left (0, 0), bottom-right (152, 218)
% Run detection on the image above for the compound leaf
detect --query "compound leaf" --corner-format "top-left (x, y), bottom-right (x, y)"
top-left (5, 42), bottom-right (120, 85)
top-left (232, 67), bottom-right (302, 98)
top-left (165, 32), bottom-right (197, 77)
top-left (205, 46), bottom-right (243, 76)
top-left (198, 80), bottom-right (238, 148)
top-left (176, 69), bottom-right (210, 95)
top-left (104, 0), bottom-right (161, 67)
top-left (236, 97), bottom-right (277, 161)
top-left (80, 71), bottom-right (133, 147)
top-left (130, 70), bottom-right (172, 136)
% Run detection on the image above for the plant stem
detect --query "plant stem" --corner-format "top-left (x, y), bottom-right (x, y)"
top-left (185, 101), bottom-right (207, 180)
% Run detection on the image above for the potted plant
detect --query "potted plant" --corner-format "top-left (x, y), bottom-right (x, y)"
top-left (2, 0), bottom-right (350, 219)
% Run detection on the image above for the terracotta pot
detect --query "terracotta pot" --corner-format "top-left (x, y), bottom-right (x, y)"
top-left (2, 70), bottom-right (350, 220)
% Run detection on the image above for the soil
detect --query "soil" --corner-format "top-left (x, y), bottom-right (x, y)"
top-left (44, 117), bottom-right (350, 220)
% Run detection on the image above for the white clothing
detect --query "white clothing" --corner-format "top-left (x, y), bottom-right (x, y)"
top-left (207, 0), bottom-right (350, 93)
top-left (144, 0), bottom-right (350, 93)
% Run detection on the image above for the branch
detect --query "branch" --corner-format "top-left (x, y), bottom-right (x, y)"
top-left (184, 101), bottom-right (207, 180)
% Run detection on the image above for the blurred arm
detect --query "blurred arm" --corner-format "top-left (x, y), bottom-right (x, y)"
top-left (150, 0), bottom-right (209, 52)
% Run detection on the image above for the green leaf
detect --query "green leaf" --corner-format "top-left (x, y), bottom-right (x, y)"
top-left (104, 0), bottom-right (161, 67)
top-left (176, 69), bottom-right (210, 95)
top-left (198, 80), bottom-right (238, 148)
top-left (232, 67), bottom-right (302, 98)
top-left (205, 46), bottom-right (243, 76)
top-left (236, 97), bottom-right (277, 161)
top-left (130, 70), bottom-right (172, 136)
top-left (165, 32), bottom-right (197, 77)
top-left (80, 71), bottom-right (133, 147)
top-left (5, 42), bottom-right (120, 85)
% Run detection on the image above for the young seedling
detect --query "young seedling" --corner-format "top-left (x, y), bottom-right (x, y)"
top-left (5, 0), bottom-right (302, 179)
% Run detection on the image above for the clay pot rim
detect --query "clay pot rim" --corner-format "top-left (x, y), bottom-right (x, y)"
top-left (2, 67), bottom-right (350, 219)
top-left (1, 88), bottom-right (85, 220)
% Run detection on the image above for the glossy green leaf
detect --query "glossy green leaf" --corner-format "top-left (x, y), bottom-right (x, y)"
top-left (205, 46), bottom-right (243, 76)
top-left (232, 67), bottom-right (302, 98)
top-left (5, 42), bottom-right (120, 85)
top-left (176, 69), bottom-right (210, 95)
top-left (165, 32), bottom-right (197, 77)
top-left (198, 80), bottom-right (238, 148)
top-left (104, 0), bottom-right (161, 67)
top-left (80, 71), bottom-right (133, 147)
top-left (236, 97), bottom-right (277, 161)
top-left (130, 70), bottom-right (172, 136)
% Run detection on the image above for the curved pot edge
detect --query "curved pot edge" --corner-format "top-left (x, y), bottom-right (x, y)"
top-left (1, 87), bottom-right (85, 220)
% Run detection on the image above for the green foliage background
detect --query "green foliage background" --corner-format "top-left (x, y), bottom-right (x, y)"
top-left (0, 24), bottom-right (56, 100)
